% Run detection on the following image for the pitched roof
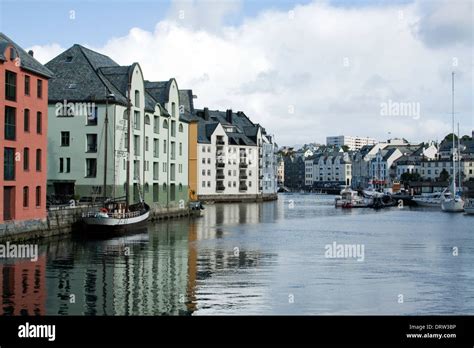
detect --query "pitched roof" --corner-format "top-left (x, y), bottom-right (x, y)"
top-left (45, 44), bottom-right (129, 104)
top-left (0, 32), bottom-right (53, 78)
top-left (179, 89), bottom-right (199, 122)
top-left (145, 80), bottom-right (169, 106)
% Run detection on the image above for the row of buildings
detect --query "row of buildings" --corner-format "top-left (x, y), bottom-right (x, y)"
top-left (0, 33), bottom-right (278, 226)
top-left (281, 135), bottom-right (474, 191)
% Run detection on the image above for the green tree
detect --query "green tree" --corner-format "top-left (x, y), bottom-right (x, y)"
top-left (400, 172), bottom-right (422, 183)
top-left (438, 168), bottom-right (449, 182)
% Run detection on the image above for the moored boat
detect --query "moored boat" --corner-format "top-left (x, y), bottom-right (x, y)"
top-left (464, 199), bottom-right (474, 215)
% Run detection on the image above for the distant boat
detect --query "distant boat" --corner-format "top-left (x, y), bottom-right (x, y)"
top-left (335, 187), bottom-right (371, 208)
top-left (463, 199), bottom-right (474, 215)
top-left (413, 189), bottom-right (450, 208)
top-left (82, 91), bottom-right (150, 232)
top-left (441, 72), bottom-right (464, 213)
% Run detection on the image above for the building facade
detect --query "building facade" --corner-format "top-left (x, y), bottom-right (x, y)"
top-left (0, 33), bottom-right (53, 223)
top-left (45, 45), bottom-right (189, 210)
top-left (326, 135), bottom-right (376, 151)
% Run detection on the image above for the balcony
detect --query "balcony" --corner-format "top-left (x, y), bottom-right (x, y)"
top-left (216, 162), bottom-right (225, 168)
top-left (239, 162), bottom-right (248, 168)
top-left (216, 174), bottom-right (225, 180)
top-left (216, 140), bottom-right (225, 146)
top-left (239, 173), bottom-right (248, 179)
top-left (216, 185), bottom-right (225, 192)
top-left (239, 184), bottom-right (248, 192)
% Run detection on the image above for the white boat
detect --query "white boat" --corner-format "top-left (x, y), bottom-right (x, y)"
top-left (464, 200), bottom-right (474, 215)
top-left (413, 190), bottom-right (450, 208)
top-left (81, 91), bottom-right (150, 232)
top-left (441, 72), bottom-right (464, 213)
top-left (335, 187), bottom-right (371, 208)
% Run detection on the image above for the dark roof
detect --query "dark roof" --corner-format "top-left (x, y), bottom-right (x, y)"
top-left (0, 32), bottom-right (53, 78)
top-left (45, 44), bottom-right (129, 104)
top-left (145, 80), bottom-right (169, 106)
top-left (195, 108), bottom-right (259, 146)
top-left (179, 89), bottom-right (199, 122)
top-left (382, 148), bottom-right (398, 161)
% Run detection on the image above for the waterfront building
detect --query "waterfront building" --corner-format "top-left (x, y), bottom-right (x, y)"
top-left (309, 150), bottom-right (352, 187)
top-left (45, 45), bottom-right (190, 210)
top-left (369, 148), bottom-right (403, 187)
top-left (194, 108), bottom-right (277, 201)
top-left (351, 143), bottom-right (388, 189)
top-left (283, 156), bottom-right (305, 190)
top-left (277, 156), bottom-right (285, 187)
top-left (326, 135), bottom-right (377, 151)
top-left (0, 33), bottom-right (53, 223)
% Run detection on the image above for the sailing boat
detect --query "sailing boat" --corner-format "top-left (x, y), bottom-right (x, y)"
top-left (441, 72), bottom-right (464, 213)
top-left (82, 91), bottom-right (150, 231)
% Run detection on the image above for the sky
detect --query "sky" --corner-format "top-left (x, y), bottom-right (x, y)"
top-left (0, 0), bottom-right (472, 145)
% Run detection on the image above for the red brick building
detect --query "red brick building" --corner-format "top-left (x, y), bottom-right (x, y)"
top-left (0, 33), bottom-right (53, 223)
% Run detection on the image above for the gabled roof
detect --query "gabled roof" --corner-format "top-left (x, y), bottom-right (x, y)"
top-left (45, 44), bottom-right (129, 104)
top-left (145, 80), bottom-right (169, 106)
top-left (179, 89), bottom-right (199, 122)
top-left (0, 32), bottom-right (53, 78)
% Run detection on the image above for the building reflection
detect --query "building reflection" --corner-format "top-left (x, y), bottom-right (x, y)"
top-left (0, 256), bottom-right (47, 315)
top-left (2, 201), bottom-right (278, 315)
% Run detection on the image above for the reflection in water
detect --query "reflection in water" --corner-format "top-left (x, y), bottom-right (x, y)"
top-left (1, 195), bottom-right (473, 315)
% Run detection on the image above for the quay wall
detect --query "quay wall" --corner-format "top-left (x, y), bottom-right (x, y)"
top-left (0, 204), bottom-right (201, 243)
top-left (198, 193), bottom-right (278, 203)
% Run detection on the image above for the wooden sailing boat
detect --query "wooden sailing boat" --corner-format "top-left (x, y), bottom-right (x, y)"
top-left (82, 89), bottom-right (150, 231)
top-left (441, 72), bottom-right (464, 212)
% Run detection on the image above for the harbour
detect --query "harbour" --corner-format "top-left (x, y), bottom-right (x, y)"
top-left (1, 194), bottom-right (473, 316)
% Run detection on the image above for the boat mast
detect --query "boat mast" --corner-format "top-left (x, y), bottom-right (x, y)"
top-left (451, 72), bottom-right (456, 194)
top-left (457, 122), bottom-right (461, 194)
top-left (125, 84), bottom-right (132, 208)
top-left (103, 91), bottom-right (109, 202)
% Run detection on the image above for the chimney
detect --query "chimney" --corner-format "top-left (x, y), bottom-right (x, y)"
top-left (226, 109), bottom-right (233, 124)
top-left (203, 107), bottom-right (210, 121)
top-left (28, 50), bottom-right (34, 57)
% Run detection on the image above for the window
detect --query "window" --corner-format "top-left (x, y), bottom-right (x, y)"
top-left (35, 186), bottom-right (41, 207)
top-left (163, 120), bottom-right (168, 129)
top-left (86, 158), bottom-right (97, 177)
top-left (36, 112), bottom-right (42, 134)
top-left (145, 115), bottom-right (150, 125)
top-left (170, 163), bottom-right (176, 181)
top-left (24, 109), bottom-right (30, 132)
top-left (228, 181), bottom-right (231, 187)
top-left (162, 162), bottom-right (167, 172)
top-left (207, 169), bottom-right (211, 176)
top-left (61, 131), bottom-right (70, 146)
top-left (202, 181), bottom-right (205, 188)
top-left (23, 186), bottom-right (29, 207)
top-left (153, 139), bottom-right (159, 158)
top-left (5, 106), bottom-right (16, 140)
top-left (172, 102), bottom-right (176, 117)
top-left (207, 158), bottom-right (211, 164)
top-left (135, 90), bottom-right (140, 107)
top-left (171, 142), bottom-right (176, 160)
top-left (179, 123), bottom-right (183, 132)
top-left (86, 134), bottom-right (97, 152)
top-left (249, 181), bottom-right (252, 187)
top-left (36, 149), bottom-right (42, 171)
top-left (171, 120), bottom-right (176, 137)
top-left (153, 162), bottom-right (159, 180)
top-left (37, 79), bottom-right (43, 98)
top-left (134, 111), bottom-right (140, 130)
top-left (202, 147), bottom-right (205, 152)
top-left (163, 183), bottom-right (167, 191)
top-left (207, 146), bottom-right (211, 153)
top-left (153, 183), bottom-right (159, 202)
top-left (145, 136), bottom-right (149, 151)
top-left (202, 169), bottom-right (206, 176)
top-left (23, 148), bottom-right (29, 171)
top-left (134, 135), bottom-right (140, 155)
top-left (5, 70), bottom-right (16, 101)
top-left (24, 75), bottom-right (30, 96)
top-left (179, 183), bottom-right (182, 192)
top-left (178, 164), bottom-right (182, 173)
top-left (87, 106), bottom-right (98, 125)
top-left (233, 181), bottom-right (236, 187)
top-left (66, 158), bottom-right (71, 173)
top-left (179, 142), bottom-right (182, 156)
top-left (124, 133), bottom-right (128, 149)
top-left (59, 158), bottom-right (64, 173)
top-left (202, 158), bottom-right (205, 164)
top-left (207, 181), bottom-right (211, 187)
top-left (123, 110), bottom-right (129, 120)
top-left (4, 147), bottom-right (15, 180)
top-left (154, 116), bottom-right (159, 133)
top-left (163, 140), bottom-right (167, 154)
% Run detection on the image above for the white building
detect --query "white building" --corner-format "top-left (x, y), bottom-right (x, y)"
top-left (195, 108), bottom-right (277, 201)
top-left (326, 135), bottom-right (377, 151)
top-left (305, 151), bottom-right (352, 186)
top-left (46, 45), bottom-right (190, 209)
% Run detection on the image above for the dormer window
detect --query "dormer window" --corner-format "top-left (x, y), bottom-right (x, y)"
top-left (9, 47), bottom-right (17, 61)
top-left (65, 56), bottom-right (73, 63)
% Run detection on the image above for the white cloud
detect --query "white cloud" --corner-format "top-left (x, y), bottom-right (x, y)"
top-left (29, 0), bottom-right (473, 145)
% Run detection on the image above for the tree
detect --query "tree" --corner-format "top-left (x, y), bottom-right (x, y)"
top-left (438, 168), bottom-right (449, 182)
top-left (341, 145), bottom-right (350, 152)
top-left (400, 172), bottom-right (422, 183)
top-left (443, 133), bottom-right (458, 142)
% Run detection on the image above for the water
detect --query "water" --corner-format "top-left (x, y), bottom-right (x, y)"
top-left (1, 193), bottom-right (473, 315)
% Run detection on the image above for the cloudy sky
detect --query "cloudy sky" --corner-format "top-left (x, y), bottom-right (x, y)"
top-left (1, 0), bottom-right (472, 145)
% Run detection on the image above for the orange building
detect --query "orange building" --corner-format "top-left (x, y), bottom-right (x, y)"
top-left (0, 33), bottom-right (53, 223)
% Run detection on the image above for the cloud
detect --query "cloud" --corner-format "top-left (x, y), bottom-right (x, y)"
top-left (29, 0), bottom-right (473, 145)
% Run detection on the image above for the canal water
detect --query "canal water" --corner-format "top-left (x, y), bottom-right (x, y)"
top-left (1, 193), bottom-right (473, 315)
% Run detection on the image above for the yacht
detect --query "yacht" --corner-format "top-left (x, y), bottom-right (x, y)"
top-left (413, 190), bottom-right (450, 208)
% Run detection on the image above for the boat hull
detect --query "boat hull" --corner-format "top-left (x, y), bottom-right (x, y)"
top-left (441, 199), bottom-right (464, 212)
top-left (81, 204), bottom-right (151, 233)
